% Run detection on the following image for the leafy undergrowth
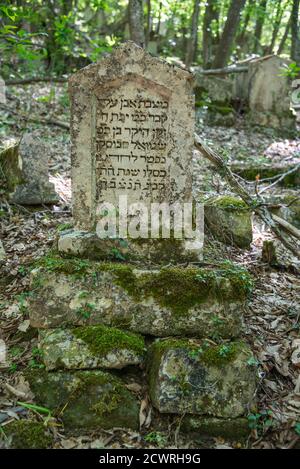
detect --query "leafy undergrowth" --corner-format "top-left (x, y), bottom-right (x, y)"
top-left (0, 83), bottom-right (300, 449)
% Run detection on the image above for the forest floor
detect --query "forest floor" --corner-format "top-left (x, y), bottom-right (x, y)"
top-left (0, 84), bottom-right (299, 449)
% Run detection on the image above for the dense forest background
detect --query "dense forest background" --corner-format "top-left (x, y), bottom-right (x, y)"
top-left (0, 0), bottom-right (299, 79)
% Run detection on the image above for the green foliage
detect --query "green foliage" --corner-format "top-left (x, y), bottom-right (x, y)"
top-left (0, 0), bottom-right (295, 77)
top-left (28, 347), bottom-right (45, 369)
top-left (295, 423), bottom-right (300, 436)
top-left (248, 410), bottom-right (274, 434)
top-left (75, 302), bottom-right (96, 320)
top-left (57, 222), bottom-right (73, 232)
top-left (280, 62), bottom-right (300, 79)
top-left (144, 431), bottom-right (167, 447)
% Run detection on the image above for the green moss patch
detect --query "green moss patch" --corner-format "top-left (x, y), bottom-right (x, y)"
top-left (102, 262), bottom-right (252, 316)
top-left (149, 339), bottom-right (244, 367)
top-left (72, 325), bottom-right (145, 357)
top-left (36, 254), bottom-right (91, 277)
top-left (206, 195), bottom-right (248, 211)
top-left (5, 420), bottom-right (53, 449)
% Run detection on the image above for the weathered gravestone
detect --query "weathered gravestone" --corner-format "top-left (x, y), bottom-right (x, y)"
top-left (10, 131), bottom-right (59, 205)
top-left (58, 41), bottom-right (202, 263)
top-left (28, 43), bottom-right (256, 437)
top-left (235, 55), bottom-right (295, 129)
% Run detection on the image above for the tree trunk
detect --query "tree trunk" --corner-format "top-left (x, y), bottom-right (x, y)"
top-left (237, 1), bottom-right (253, 46)
top-left (185, 0), bottom-right (201, 68)
top-left (202, 0), bottom-right (219, 69)
top-left (145, 0), bottom-right (151, 48)
top-left (278, 14), bottom-right (291, 54)
top-left (212, 0), bottom-right (247, 69)
top-left (291, 0), bottom-right (300, 63)
top-left (253, 0), bottom-right (268, 53)
top-left (128, 0), bottom-right (145, 47)
top-left (267, 0), bottom-right (284, 54)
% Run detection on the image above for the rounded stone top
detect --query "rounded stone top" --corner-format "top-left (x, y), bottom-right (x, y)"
top-left (69, 41), bottom-right (195, 92)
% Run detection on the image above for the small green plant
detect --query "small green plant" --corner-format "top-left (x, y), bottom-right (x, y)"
top-left (248, 410), bottom-right (274, 434)
top-left (247, 356), bottom-right (260, 367)
top-left (76, 303), bottom-right (96, 320)
top-left (110, 247), bottom-right (126, 261)
top-left (218, 345), bottom-right (231, 357)
top-left (18, 266), bottom-right (27, 276)
top-left (144, 431), bottom-right (167, 447)
top-left (16, 291), bottom-right (32, 314)
top-left (58, 92), bottom-right (69, 108)
top-left (78, 291), bottom-right (90, 299)
top-left (280, 62), bottom-right (300, 79)
top-left (212, 315), bottom-right (224, 327)
top-left (9, 363), bottom-right (18, 373)
top-left (36, 87), bottom-right (55, 103)
top-left (28, 347), bottom-right (45, 369)
top-left (295, 423), bottom-right (300, 436)
top-left (17, 401), bottom-right (51, 419)
top-left (57, 223), bottom-right (73, 232)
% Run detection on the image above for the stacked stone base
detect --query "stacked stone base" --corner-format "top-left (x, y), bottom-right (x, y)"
top-left (27, 255), bottom-right (257, 441)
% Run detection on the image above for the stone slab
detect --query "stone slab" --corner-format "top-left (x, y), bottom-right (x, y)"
top-left (148, 339), bottom-right (256, 418)
top-left (29, 260), bottom-right (251, 338)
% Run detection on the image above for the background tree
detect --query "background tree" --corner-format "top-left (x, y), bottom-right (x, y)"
top-left (0, 0), bottom-right (297, 78)
top-left (253, 0), bottom-right (268, 54)
top-left (291, 0), bottom-right (300, 63)
top-left (128, 0), bottom-right (145, 47)
top-left (212, 0), bottom-right (247, 69)
top-left (185, 0), bottom-right (200, 68)
top-left (202, 0), bottom-right (219, 69)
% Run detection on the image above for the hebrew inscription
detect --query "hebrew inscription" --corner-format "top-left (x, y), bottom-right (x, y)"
top-left (95, 81), bottom-right (172, 205)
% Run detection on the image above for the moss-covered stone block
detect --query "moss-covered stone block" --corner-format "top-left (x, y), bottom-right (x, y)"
top-left (204, 196), bottom-right (253, 249)
top-left (181, 416), bottom-right (250, 440)
top-left (39, 325), bottom-right (146, 370)
top-left (29, 258), bottom-right (253, 338)
top-left (4, 420), bottom-right (54, 449)
top-left (57, 229), bottom-right (202, 264)
top-left (148, 339), bottom-right (256, 418)
top-left (26, 370), bottom-right (139, 430)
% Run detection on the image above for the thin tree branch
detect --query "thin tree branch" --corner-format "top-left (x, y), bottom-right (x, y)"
top-left (5, 77), bottom-right (68, 86)
top-left (259, 163), bottom-right (300, 195)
